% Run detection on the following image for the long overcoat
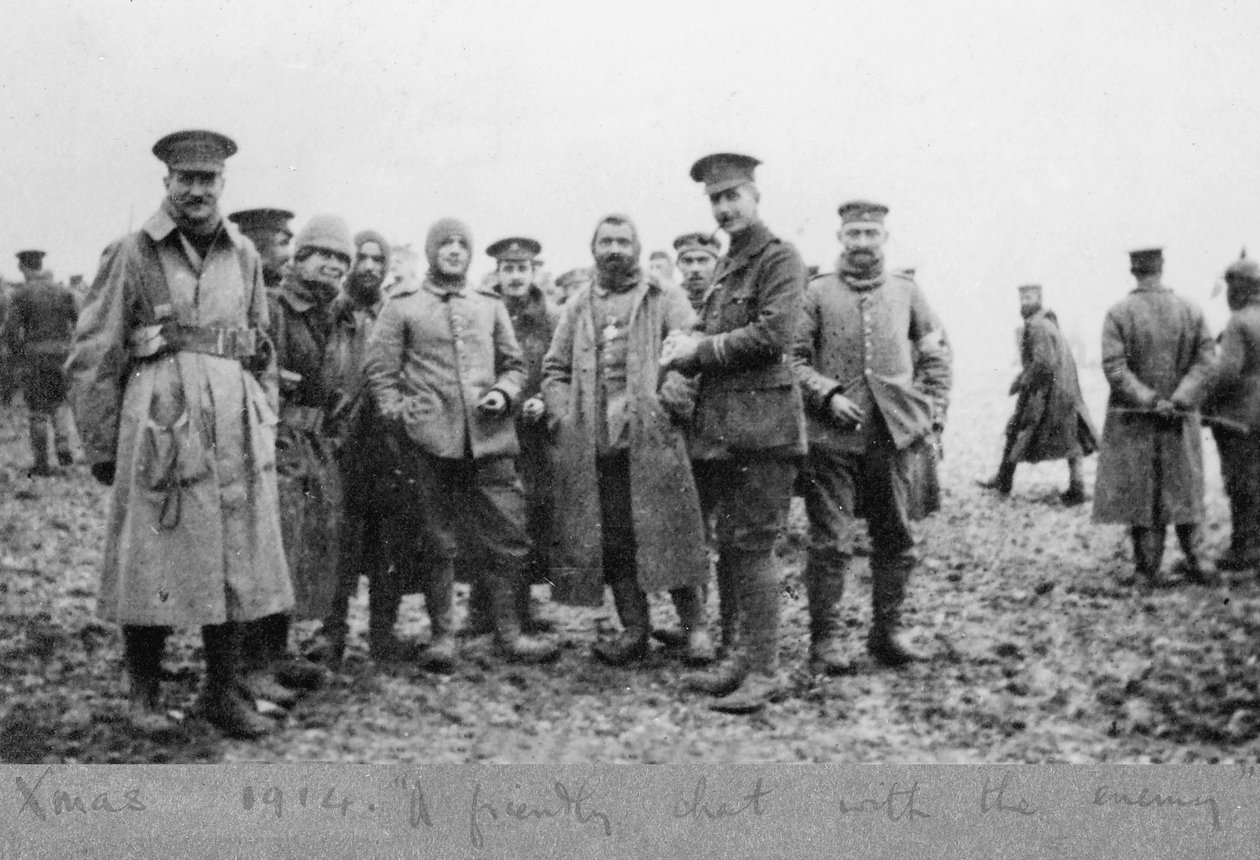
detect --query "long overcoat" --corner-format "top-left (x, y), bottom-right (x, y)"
top-left (66, 207), bottom-right (294, 626)
top-left (541, 276), bottom-right (709, 606)
top-left (1005, 308), bottom-right (1098, 463)
top-left (1203, 301), bottom-right (1260, 432)
top-left (1093, 283), bottom-right (1216, 526)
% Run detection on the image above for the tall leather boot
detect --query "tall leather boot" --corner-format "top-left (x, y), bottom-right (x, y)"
top-left (26, 412), bottom-right (51, 477)
top-left (684, 550), bottom-right (748, 696)
top-left (122, 625), bottom-right (173, 733)
top-left (268, 613), bottom-right (325, 690)
top-left (593, 573), bottom-right (650, 666)
top-left (714, 553), bottom-right (739, 660)
top-left (977, 460), bottom-right (1015, 495)
top-left (667, 587), bottom-right (714, 666)
top-left (710, 550), bottom-right (782, 714)
top-left (867, 554), bottom-right (918, 668)
top-left (489, 564), bottom-right (559, 664)
top-left (1130, 525), bottom-right (1165, 584)
top-left (1175, 523), bottom-right (1214, 584)
top-left (198, 623), bottom-right (270, 739)
top-left (417, 559), bottom-right (456, 673)
top-left (806, 549), bottom-right (851, 675)
top-left (1061, 457), bottom-right (1086, 506)
top-left (460, 577), bottom-right (495, 638)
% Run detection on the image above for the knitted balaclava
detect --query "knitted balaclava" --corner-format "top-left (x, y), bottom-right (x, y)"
top-left (425, 218), bottom-right (473, 288)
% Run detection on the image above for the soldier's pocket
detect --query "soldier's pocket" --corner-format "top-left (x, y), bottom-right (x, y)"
top-left (245, 380), bottom-right (279, 473)
top-left (141, 412), bottom-right (211, 491)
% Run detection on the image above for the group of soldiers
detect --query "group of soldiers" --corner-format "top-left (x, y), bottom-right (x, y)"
top-left (12, 125), bottom-right (1258, 742)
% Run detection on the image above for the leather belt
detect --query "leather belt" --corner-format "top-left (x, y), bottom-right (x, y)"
top-left (128, 324), bottom-right (258, 362)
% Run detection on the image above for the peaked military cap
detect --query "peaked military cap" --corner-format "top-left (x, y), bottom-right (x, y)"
top-left (1128, 247), bottom-right (1164, 273)
top-left (837, 200), bottom-right (890, 224)
top-left (689, 152), bottom-right (761, 195)
top-left (152, 129), bottom-right (237, 172)
top-left (1017, 284), bottom-right (1043, 296)
top-left (15, 249), bottom-right (45, 269)
top-left (228, 208), bottom-right (295, 239)
top-left (672, 232), bottom-right (721, 257)
top-left (486, 237), bottom-right (541, 262)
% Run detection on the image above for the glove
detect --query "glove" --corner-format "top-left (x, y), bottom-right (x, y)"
top-left (91, 461), bottom-right (116, 486)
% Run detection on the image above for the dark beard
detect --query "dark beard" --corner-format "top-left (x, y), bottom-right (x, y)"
top-left (348, 271), bottom-right (382, 307)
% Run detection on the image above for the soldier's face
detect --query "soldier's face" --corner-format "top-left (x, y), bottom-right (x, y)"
top-left (164, 169), bottom-right (224, 227)
top-left (295, 248), bottom-right (350, 287)
top-left (709, 184), bottom-right (758, 234)
top-left (677, 250), bottom-right (717, 287)
top-left (264, 231), bottom-right (293, 269)
top-left (838, 221), bottom-right (888, 265)
top-left (353, 241), bottom-right (387, 287)
top-left (497, 260), bottom-right (534, 297)
top-left (1019, 292), bottom-right (1041, 318)
top-left (592, 223), bottom-right (638, 274)
top-left (435, 237), bottom-right (471, 277)
top-left (649, 258), bottom-right (674, 282)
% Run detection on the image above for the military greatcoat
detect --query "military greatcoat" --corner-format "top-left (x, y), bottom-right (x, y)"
top-left (1004, 308), bottom-right (1097, 463)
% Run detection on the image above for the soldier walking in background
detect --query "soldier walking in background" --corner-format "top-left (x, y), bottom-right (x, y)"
top-left (6, 249), bottom-right (78, 476)
top-left (228, 208), bottom-right (295, 289)
top-left (791, 201), bottom-right (951, 674)
top-left (364, 217), bottom-right (559, 664)
top-left (66, 129), bottom-right (292, 738)
top-left (542, 215), bottom-right (711, 668)
top-left (1093, 248), bottom-right (1217, 586)
top-left (979, 284), bottom-right (1097, 505)
top-left (1203, 255), bottom-right (1260, 572)
top-left (660, 153), bottom-right (807, 713)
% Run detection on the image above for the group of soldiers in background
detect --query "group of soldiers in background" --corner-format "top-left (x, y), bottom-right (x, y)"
top-left (979, 247), bottom-right (1260, 588)
top-left (13, 125), bottom-right (1258, 741)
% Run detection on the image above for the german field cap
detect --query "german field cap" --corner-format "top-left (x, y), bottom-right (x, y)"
top-left (486, 237), bottom-right (541, 262)
top-left (689, 152), bottom-right (760, 195)
top-left (1017, 284), bottom-right (1042, 296)
top-left (673, 232), bottom-right (721, 257)
top-left (152, 129), bottom-right (237, 172)
top-left (1128, 247), bottom-right (1164, 271)
top-left (837, 200), bottom-right (890, 224)
top-left (228, 208), bottom-right (294, 238)
top-left (15, 249), bottom-right (45, 268)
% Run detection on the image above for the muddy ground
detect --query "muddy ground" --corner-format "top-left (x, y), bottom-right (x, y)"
top-left (2, 362), bottom-right (1259, 764)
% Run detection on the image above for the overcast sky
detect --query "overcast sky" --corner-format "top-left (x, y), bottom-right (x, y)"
top-left (2, 0), bottom-right (1257, 370)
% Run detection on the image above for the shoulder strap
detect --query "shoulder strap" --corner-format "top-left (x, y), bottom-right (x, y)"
top-left (132, 231), bottom-right (175, 325)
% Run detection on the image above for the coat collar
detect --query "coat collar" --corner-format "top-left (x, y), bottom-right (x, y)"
top-left (718, 222), bottom-right (775, 274)
top-left (141, 205), bottom-right (242, 249)
top-left (275, 276), bottom-right (317, 313)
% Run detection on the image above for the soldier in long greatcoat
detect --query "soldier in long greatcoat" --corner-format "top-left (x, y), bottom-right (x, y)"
top-left (1093, 248), bottom-right (1216, 584)
top-left (979, 284), bottom-right (1097, 504)
top-left (67, 130), bottom-right (292, 738)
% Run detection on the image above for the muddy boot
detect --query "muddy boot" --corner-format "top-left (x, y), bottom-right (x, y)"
top-left (867, 555), bottom-right (918, 668)
top-left (1060, 457), bottom-right (1086, 506)
top-left (1130, 526), bottom-right (1166, 585)
top-left (686, 554), bottom-right (745, 693)
top-left (490, 568), bottom-right (559, 664)
top-left (806, 551), bottom-right (852, 675)
top-left (197, 623), bottom-right (271, 740)
top-left (667, 586), bottom-right (714, 666)
top-left (593, 574), bottom-right (650, 666)
top-left (460, 577), bottom-right (495, 638)
top-left (266, 614), bottom-right (326, 690)
top-left (976, 461), bottom-right (1015, 495)
top-left (368, 588), bottom-right (424, 664)
top-left (122, 626), bottom-right (174, 734)
top-left (1175, 523), bottom-right (1215, 585)
top-left (709, 551), bottom-right (781, 714)
top-left (418, 561), bottom-right (456, 673)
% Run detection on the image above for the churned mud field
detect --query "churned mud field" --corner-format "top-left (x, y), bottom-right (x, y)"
top-left (2, 362), bottom-right (1259, 764)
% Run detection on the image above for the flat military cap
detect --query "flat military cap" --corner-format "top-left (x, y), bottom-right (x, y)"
top-left (1017, 284), bottom-right (1043, 296)
top-left (1128, 247), bottom-right (1164, 272)
top-left (672, 232), bottom-right (721, 257)
top-left (229, 208), bottom-right (295, 238)
top-left (837, 200), bottom-right (890, 224)
top-left (486, 237), bottom-right (542, 262)
top-left (15, 249), bottom-right (45, 268)
top-left (152, 129), bottom-right (237, 172)
top-left (689, 152), bottom-right (761, 195)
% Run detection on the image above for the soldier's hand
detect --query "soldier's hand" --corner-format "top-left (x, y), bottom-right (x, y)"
top-left (91, 461), bottom-right (116, 486)
top-left (659, 332), bottom-right (701, 370)
top-left (522, 396), bottom-right (546, 423)
top-left (477, 389), bottom-right (508, 416)
top-left (1153, 398), bottom-right (1176, 417)
top-left (828, 393), bottom-right (865, 427)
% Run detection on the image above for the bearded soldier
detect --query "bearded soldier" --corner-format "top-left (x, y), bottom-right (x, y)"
top-left (660, 153), bottom-right (807, 713)
top-left (66, 129), bottom-right (292, 738)
top-left (979, 284), bottom-right (1097, 504)
top-left (228, 208), bottom-right (294, 290)
top-left (1094, 248), bottom-right (1216, 585)
top-left (6, 249), bottom-right (78, 476)
top-left (792, 201), bottom-right (951, 673)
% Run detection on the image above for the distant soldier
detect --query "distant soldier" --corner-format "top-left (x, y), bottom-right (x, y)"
top-left (660, 153), bottom-right (807, 713)
top-left (548, 268), bottom-right (592, 307)
top-left (791, 201), bottom-right (951, 674)
top-left (6, 250), bottom-right (78, 476)
top-left (648, 250), bottom-right (677, 289)
top-left (228, 208), bottom-right (295, 289)
top-left (979, 284), bottom-right (1097, 504)
top-left (673, 231), bottom-right (721, 314)
top-left (1094, 248), bottom-right (1216, 585)
top-left (363, 217), bottom-right (559, 663)
top-left (542, 215), bottom-right (710, 668)
top-left (66, 129), bottom-right (292, 738)
top-left (1203, 255), bottom-right (1260, 571)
